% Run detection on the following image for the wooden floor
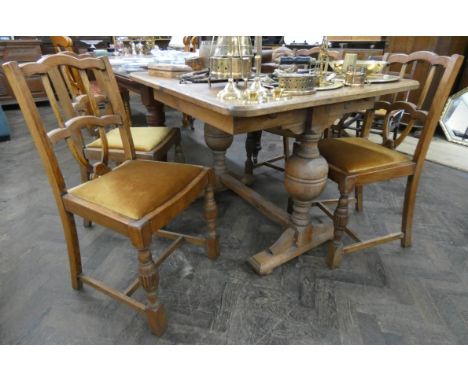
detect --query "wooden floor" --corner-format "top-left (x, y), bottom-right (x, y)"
top-left (1, 97), bottom-right (468, 344)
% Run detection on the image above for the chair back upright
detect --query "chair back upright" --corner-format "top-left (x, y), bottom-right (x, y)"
top-left (363, 52), bottom-right (463, 169)
top-left (50, 37), bottom-right (83, 97)
top-left (2, 54), bottom-right (136, 206)
top-left (50, 36), bottom-right (74, 53)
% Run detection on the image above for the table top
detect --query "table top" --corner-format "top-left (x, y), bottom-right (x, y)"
top-left (129, 72), bottom-right (419, 118)
top-left (110, 56), bottom-right (154, 76)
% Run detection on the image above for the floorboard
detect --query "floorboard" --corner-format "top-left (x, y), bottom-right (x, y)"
top-left (1, 97), bottom-right (468, 344)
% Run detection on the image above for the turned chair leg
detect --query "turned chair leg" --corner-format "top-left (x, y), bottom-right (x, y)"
top-left (137, 245), bottom-right (167, 336)
top-left (355, 185), bottom-right (363, 212)
top-left (175, 142), bottom-right (185, 163)
top-left (327, 180), bottom-right (353, 269)
top-left (243, 131), bottom-right (262, 185)
top-left (174, 131), bottom-right (185, 163)
top-left (252, 131), bottom-right (262, 164)
top-left (401, 174), bottom-right (420, 248)
top-left (203, 182), bottom-right (220, 260)
top-left (62, 211), bottom-right (83, 290)
top-left (182, 113), bottom-right (194, 130)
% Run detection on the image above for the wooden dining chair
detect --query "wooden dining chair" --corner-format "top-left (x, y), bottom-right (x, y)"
top-left (51, 37), bottom-right (134, 127)
top-left (50, 36), bottom-right (74, 53)
top-left (332, 50), bottom-right (462, 213)
top-left (244, 49), bottom-right (343, 185)
top-left (51, 37), bottom-right (184, 163)
top-left (3, 53), bottom-right (220, 336)
top-left (55, 50), bottom-right (185, 165)
top-left (315, 52), bottom-right (463, 269)
top-left (50, 37), bottom-right (82, 98)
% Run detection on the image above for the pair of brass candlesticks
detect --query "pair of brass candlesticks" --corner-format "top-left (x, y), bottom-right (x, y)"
top-left (208, 36), bottom-right (270, 103)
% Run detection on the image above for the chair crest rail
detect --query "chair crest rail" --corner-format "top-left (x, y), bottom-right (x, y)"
top-left (18, 54), bottom-right (106, 76)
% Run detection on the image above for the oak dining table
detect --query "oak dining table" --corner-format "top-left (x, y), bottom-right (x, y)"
top-left (128, 72), bottom-right (419, 275)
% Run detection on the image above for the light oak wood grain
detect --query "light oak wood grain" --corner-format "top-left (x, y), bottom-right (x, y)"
top-left (130, 72), bottom-right (419, 119)
top-left (129, 70), bottom-right (423, 275)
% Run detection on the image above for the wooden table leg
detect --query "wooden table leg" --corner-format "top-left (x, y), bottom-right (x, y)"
top-left (203, 124), bottom-right (233, 191)
top-left (247, 127), bottom-right (334, 275)
top-left (202, 101), bottom-right (374, 275)
top-left (140, 84), bottom-right (165, 126)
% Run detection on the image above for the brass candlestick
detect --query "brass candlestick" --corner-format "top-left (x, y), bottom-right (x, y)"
top-left (247, 36), bottom-right (268, 100)
top-left (209, 36), bottom-right (253, 101)
top-left (316, 36), bottom-right (330, 87)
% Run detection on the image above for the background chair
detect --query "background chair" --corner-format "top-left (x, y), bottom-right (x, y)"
top-left (315, 52), bottom-right (463, 269)
top-left (50, 37), bottom-right (83, 97)
top-left (3, 53), bottom-right (220, 336)
top-left (54, 48), bottom-right (185, 165)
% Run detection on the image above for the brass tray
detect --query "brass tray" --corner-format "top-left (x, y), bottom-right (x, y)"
top-left (316, 81), bottom-right (344, 91)
top-left (281, 89), bottom-right (316, 96)
top-left (366, 74), bottom-right (400, 83)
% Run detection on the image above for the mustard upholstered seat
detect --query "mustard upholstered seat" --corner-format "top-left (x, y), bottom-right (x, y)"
top-left (318, 137), bottom-right (411, 174)
top-left (69, 160), bottom-right (203, 220)
top-left (87, 127), bottom-right (173, 152)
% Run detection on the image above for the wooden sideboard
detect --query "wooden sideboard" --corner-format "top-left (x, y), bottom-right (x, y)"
top-left (0, 39), bottom-right (46, 105)
top-left (385, 36), bottom-right (468, 92)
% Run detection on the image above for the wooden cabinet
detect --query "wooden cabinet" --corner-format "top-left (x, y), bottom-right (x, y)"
top-left (385, 36), bottom-right (468, 93)
top-left (327, 36), bottom-right (385, 59)
top-left (38, 36), bottom-right (114, 55)
top-left (328, 36), bottom-right (384, 42)
top-left (0, 39), bottom-right (46, 105)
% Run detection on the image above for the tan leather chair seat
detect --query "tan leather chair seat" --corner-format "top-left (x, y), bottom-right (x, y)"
top-left (87, 127), bottom-right (172, 152)
top-left (318, 137), bottom-right (411, 174)
top-left (69, 160), bottom-right (203, 219)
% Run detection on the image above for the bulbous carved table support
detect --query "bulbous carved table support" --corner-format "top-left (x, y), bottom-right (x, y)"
top-left (204, 124), bottom-right (234, 191)
top-left (201, 102), bottom-right (374, 275)
top-left (247, 128), bottom-right (334, 275)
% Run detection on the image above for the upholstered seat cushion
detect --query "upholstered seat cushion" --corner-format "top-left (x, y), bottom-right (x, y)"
top-left (87, 127), bottom-right (173, 152)
top-left (318, 137), bottom-right (411, 174)
top-left (68, 160), bottom-right (203, 220)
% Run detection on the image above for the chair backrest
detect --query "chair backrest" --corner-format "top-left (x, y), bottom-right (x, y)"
top-left (296, 47), bottom-right (343, 60)
top-left (50, 36), bottom-right (74, 53)
top-left (384, 51), bottom-right (455, 111)
top-left (364, 52), bottom-right (463, 169)
top-left (183, 36), bottom-right (199, 52)
top-left (49, 37), bottom-right (84, 96)
top-left (2, 54), bottom-right (136, 205)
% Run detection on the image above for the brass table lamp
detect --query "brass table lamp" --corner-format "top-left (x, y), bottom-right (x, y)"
top-left (208, 36), bottom-right (253, 101)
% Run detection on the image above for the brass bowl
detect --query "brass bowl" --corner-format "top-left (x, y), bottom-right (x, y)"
top-left (329, 60), bottom-right (388, 76)
top-left (277, 73), bottom-right (317, 95)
